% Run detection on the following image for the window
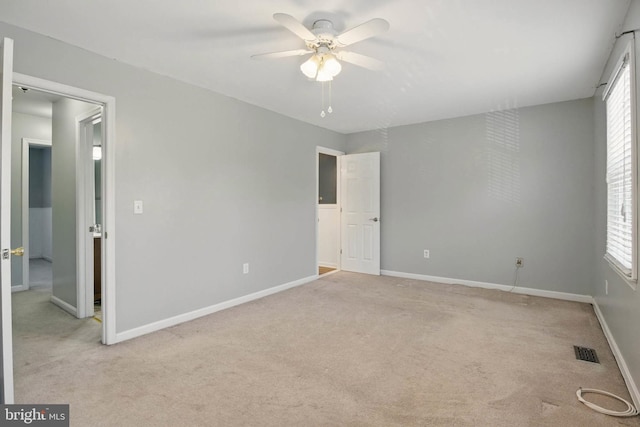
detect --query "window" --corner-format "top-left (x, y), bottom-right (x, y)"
top-left (605, 42), bottom-right (637, 283)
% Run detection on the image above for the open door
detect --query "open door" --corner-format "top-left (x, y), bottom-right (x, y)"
top-left (77, 108), bottom-right (102, 319)
top-left (340, 152), bottom-right (380, 275)
top-left (0, 37), bottom-right (14, 404)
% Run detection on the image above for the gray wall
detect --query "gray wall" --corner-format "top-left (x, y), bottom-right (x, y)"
top-left (318, 153), bottom-right (337, 204)
top-left (0, 22), bottom-right (346, 332)
top-left (347, 98), bottom-right (595, 295)
top-left (10, 112), bottom-right (52, 287)
top-left (29, 147), bottom-right (51, 208)
top-left (593, 0), bottom-right (640, 403)
top-left (51, 98), bottom-right (95, 308)
top-left (28, 147), bottom-right (52, 261)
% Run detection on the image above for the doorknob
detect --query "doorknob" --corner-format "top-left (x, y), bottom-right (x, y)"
top-left (11, 247), bottom-right (24, 257)
top-left (2, 247), bottom-right (24, 259)
top-left (370, 217), bottom-right (379, 222)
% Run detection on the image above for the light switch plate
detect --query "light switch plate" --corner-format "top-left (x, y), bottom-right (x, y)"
top-left (134, 200), bottom-right (143, 214)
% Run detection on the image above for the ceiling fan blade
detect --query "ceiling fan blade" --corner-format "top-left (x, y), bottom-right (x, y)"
top-left (251, 49), bottom-right (313, 60)
top-left (336, 18), bottom-right (390, 47)
top-left (336, 51), bottom-right (385, 71)
top-left (273, 13), bottom-right (317, 42)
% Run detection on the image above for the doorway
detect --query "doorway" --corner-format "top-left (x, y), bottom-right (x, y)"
top-left (316, 147), bottom-right (343, 276)
top-left (12, 88), bottom-right (99, 318)
top-left (316, 149), bottom-right (382, 277)
top-left (11, 72), bottom-right (116, 345)
top-left (20, 138), bottom-right (53, 294)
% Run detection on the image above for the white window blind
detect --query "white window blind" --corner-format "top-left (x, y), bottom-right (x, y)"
top-left (605, 51), bottom-right (635, 278)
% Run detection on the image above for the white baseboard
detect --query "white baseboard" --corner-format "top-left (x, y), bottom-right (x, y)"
top-left (380, 270), bottom-right (594, 304)
top-left (50, 295), bottom-right (77, 317)
top-left (592, 299), bottom-right (640, 409)
top-left (11, 285), bottom-right (27, 293)
top-left (114, 275), bottom-right (318, 343)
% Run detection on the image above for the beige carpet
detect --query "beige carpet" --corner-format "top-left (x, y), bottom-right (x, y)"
top-left (11, 272), bottom-right (640, 426)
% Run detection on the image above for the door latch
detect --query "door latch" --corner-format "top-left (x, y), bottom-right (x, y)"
top-left (2, 247), bottom-right (24, 259)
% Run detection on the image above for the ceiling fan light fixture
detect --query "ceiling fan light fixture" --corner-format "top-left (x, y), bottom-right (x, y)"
top-left (300, 56), bottom-right (319, 79)
top-left (315, 65), bottom-right (334, 82)
top-left (257, 13), bottom-right (390, 119)
top-left (322, 54), bottom-right (342, 78)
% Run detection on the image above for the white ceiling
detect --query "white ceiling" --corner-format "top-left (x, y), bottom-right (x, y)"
top-left (0, 0), bottom-right (631, 134)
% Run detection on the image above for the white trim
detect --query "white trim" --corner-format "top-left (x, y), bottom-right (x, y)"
top-left (50, 295), bottom-right (77, 317)
top-left (21, 138), bottom-right (52, 293)
top-left (10, 285), bottom-right (26, 293)
top-left (380, 270), bottom-right (594, 304)
top-left (102, 89), bottom-right (116, 345)
top-left (114, 275), bottom-right (317, 343)
top-left (605, 255), bottom-right (638, 290)
top-left (316, 146), bottom-right (344, 276)
top-left (592, 299), bottom-right (640, 409)
top-left (13, 72), bottom-right (117, 345)
top-left (317, 147), bottom-right (345, 157)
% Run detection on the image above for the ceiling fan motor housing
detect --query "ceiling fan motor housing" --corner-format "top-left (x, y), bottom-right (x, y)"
top-left (309, 19), bottom-right (337, 50)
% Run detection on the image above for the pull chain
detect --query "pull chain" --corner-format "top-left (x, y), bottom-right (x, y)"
top-left (320, 82), bottom-right (326, 118)
top-left (328, 80), bottom-right (333, 114)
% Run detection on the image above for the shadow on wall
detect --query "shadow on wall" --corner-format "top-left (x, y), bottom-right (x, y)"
top-left (485, 109), bottom-right (521, 205)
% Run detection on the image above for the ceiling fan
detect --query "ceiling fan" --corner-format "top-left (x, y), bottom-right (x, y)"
top-left (252, 13), bottom-right (390, 82)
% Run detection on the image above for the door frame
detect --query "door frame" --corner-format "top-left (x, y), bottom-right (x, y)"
top-left (12, 72), bottom-right (117, 345)
top-left (15, 138), bottom-right (52, 293)
top-left (316, 146), bottom-right (344, 276)
top-left (76, 108), bottom-right (102, 319)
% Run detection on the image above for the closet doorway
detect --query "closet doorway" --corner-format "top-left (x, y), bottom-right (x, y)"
top-left (316, 147), bottom-right (343, 276)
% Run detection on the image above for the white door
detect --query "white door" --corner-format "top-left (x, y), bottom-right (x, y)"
top-left (78, 111), bottom-right (101, 318)
top-left (0, 37), bottom-right (14, 404)
top-left (340, 152), bottom-right (380, 275)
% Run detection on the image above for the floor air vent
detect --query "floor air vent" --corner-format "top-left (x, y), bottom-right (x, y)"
top-left (574, 346), bottom-right (599, 363)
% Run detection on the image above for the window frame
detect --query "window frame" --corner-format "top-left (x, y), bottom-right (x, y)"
top-left (603, 40), bottom-right (638, 289)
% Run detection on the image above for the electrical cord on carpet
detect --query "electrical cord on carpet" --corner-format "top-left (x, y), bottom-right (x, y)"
top-left (508, 264), bottom-right (522, 292)
top-left (576, 387), bottom-right (639, 417)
